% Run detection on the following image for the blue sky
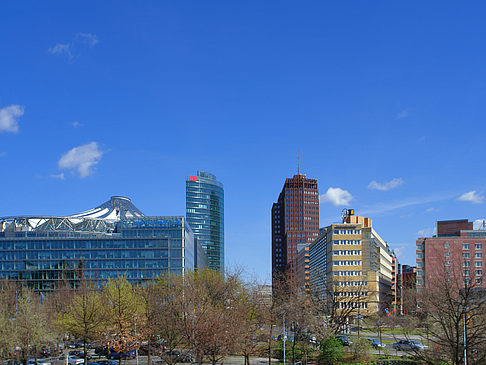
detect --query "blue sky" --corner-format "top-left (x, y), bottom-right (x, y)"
top-left (1, 2), bottom-right (486, 283)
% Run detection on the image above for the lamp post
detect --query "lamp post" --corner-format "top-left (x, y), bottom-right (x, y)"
top-left (134, 314), bottom-right (139, 365)
top-left (463, 310), bottom-right (467, 365)
top-left (283, 312), bottom-right (286, 365)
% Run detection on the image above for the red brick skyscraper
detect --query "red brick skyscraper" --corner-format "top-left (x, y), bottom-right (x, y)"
top-left (272, 174), bottom-right (319, 283)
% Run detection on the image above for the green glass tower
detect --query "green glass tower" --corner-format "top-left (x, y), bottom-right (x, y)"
top-left (186, 171), bottom-right (224, 272)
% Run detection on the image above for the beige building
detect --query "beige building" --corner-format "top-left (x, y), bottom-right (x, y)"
top-left (309, 210), bottom-right (396, 315)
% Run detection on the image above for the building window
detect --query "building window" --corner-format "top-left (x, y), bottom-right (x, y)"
top-left (476, 261), bottom-right (483, 267)
top-left (418, 262), bottom-right (424, 268)
top-left (476, 270), bottom-right (483, 276)
top-left (476, 278), bottom-right (482, 285)
top-left (463, 261), bottom-right (470, 267)
top-left (417, 253), bottom-right (424, 259)
top-left (464, 270), bottom-right (470, 276)
top-left (417, 279), bottom-right (425, 285)
top-left (444, 243), bottom-right (450, 249)
top-left (416, 244), bottom-right (424, 250)
top-left (463, 252), bottom-right (470, 258)
top-left (417, 270), bottom-right (424, 277)
top-left (476, 243), bottom-right (483, 250)
top-left (445, 252), bottom-right (451, 257)
top-left (464, 279), bottom-right (470, 285)
top-left (476, 252), bottom-right (483, 258)
top-left (463, 244), bottom-right (470, 250)
top-left (445, 261), bottom-right (450, 266)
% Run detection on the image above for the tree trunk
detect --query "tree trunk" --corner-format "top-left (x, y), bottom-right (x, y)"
top-left (291, 337), bottom-right (296, 365)
top-left (83, 339), bottom-right (87, 365)
top-left (268, 325), bottom-right (273, 365)
top-left (147, 336), bottom-right (151, 365)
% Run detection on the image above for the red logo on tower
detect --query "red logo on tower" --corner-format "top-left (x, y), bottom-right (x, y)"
top-left (190, 176), bottom-right (198, 182)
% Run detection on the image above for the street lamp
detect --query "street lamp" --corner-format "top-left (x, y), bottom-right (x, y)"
top-left (134, 314), bottom-right (139, 365)
top-left (283, 312), bottom-right (286, 365)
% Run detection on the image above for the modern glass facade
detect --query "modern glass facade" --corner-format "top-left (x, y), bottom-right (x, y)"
top-left (186, 171), bottom-right (224, 272)
top-left (0, 197), bottom-right (207, 290)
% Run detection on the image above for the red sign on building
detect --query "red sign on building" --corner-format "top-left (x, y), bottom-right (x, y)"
top-left (190, 176), bottom-right (198, 182)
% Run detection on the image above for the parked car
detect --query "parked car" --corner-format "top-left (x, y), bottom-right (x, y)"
top-left (54, 356), bottom-right (84, 365)
top-left (393, 339), bottom-right (427, 351)
top-left (367, 338), bottom-right (386, 349)
top-left (97, 361), bottom-right (117, 365)
top-left (94, 348), bottom-right (108, 357)
top-left (336, 335), bottom-right (353, 346)
top-left (27, 359), bottom-right (52, 365)
top-left (107, 351), bottom-right (135, 360)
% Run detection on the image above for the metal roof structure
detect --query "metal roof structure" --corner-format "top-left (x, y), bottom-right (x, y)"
top-left (0, 196), bottom-right (145, 235)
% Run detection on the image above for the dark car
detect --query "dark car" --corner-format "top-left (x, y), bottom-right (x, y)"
top-left (367, 338), bottom-right (386, 349)
top-left (393, 339), bottom-right (427, 351)
top-left (94, 348), bottom-right (108, 357)
top-left (336, 335), bottom-right (353, 346)
top-left (107, 351), bottom-right (135, 360)
top-left (97, 361), bottom-right (117, 365)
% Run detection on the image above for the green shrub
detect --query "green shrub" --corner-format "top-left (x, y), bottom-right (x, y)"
top-left (318, 337), bottom-right (344, 365)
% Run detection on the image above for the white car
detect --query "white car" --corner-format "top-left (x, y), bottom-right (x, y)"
top-left (53, 356), bottom-right (84, 365)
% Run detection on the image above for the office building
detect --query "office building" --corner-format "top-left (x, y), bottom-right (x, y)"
top-left (416, 219), bottom-right (486, 290)
top-left (271, 174), bottom-right (319, 284)
top-left (309, 210), bottom-right (396, 314)
top-left (186, 171), bottom-right (224, 272)
top-left (0, 196), bottom-right (207, 290)
top-left (294, 244), bottom-right (311, 292)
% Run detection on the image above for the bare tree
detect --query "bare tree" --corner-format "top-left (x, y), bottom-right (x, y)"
top-left (179, 269), bottom-right (245, 365)
top-left (103, 276), bottom-right (141, 365)
top-left (58, 279), bottom-right (106, 365)
top-left (16, 290), bottom-right (53, 365)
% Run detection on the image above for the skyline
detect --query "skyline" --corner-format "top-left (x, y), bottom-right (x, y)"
top-left (2, 1), bottom-right (486, 283)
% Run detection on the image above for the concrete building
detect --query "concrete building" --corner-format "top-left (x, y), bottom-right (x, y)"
top-left (309, 210), bottom-right (397, 315)
top-left (416, 219), bottom-right (486, 290)
top-left (272, 174), bottom-right (319, 284)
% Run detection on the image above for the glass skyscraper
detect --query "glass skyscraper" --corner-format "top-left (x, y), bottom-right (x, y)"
top-left (0, 196), bottom-right (207, 290)
top-left (186, 171), bottom-right (224, 272)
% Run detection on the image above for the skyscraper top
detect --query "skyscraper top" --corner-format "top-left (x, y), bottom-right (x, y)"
top-left (187, 171), bottom-right (224, 188)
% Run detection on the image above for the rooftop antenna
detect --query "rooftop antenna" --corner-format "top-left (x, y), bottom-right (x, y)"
top-left (297, 151), bottom-right (300, 175)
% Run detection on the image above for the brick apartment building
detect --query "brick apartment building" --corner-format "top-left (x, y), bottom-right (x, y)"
top-left (416, 219), bottom-right (486, 290)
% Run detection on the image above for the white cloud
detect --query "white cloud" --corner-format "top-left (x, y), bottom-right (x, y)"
top-left (458, 191), bottom-right (484, 204)
top-left (49, 33), bottom-right (98, 59)
top-left (368, 178), bottom-right (404, 191)
top-left (360, 192), bottom-right (456, 216)
top-left (0, 105), bottom-right (24, 134)
top-left (397, 109), bottom-right (408, 119)
top-left (76, 33), bottom-right (99, 47)
top-left (48, 43), bottom-right (72, 58)
top-left (70, 121), bottom-right (82, 128)
top-left (50, 173), bottom-right (65, 180)
top-left (320, 187), bottom-right (353, 207)
top-left (417, 226), bottom-right (437, 237)
top-left (58, 142), bottom-right (103, 178)
top-left (425, 207), bottom-right (436, 212)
